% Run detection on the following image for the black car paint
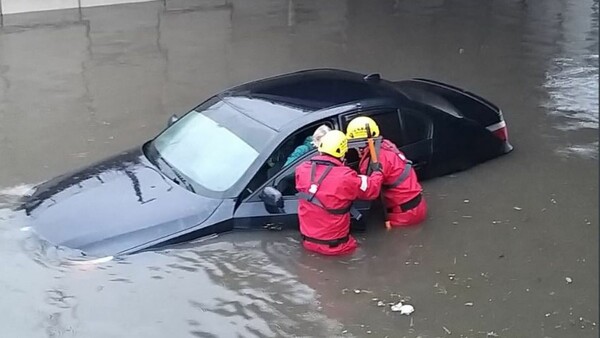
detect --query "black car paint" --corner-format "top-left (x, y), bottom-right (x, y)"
top-left (20, 68), bottom-right (512, 257)
top-left (21, 146), bottom-right (228, 256)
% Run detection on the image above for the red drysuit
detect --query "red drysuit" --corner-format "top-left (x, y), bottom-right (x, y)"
top-left (295, 155), bottom-right (383, 256)
top-left (359, 138), bottom-right (427, 227)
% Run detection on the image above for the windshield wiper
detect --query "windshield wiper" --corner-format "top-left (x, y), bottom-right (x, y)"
top-left (155, 155), bottom-right (196, 193)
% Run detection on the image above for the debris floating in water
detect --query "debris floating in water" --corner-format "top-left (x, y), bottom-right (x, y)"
top-left (391, 302), bottom-right (414, 315)
top-left (377, 300), bottom-right (386, 307)
top-left (566, 277), bottom-right (573, 284)
top-left (442, 326), bottom-right (452, 335)
top-left (464, 301), bottom-right (474, 306)
top-left (513, 206), bottom-right (522, 211)
top-left (391, 301), bottom-right (403, 311)
top-left (399, 304), bottom-right (414, 315)
top-left (463, 199), bottom-right (470, 203)
top-left (354, 289), bottom-right (361, 294)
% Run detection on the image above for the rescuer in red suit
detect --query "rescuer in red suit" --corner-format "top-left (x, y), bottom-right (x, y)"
top-left (295, 129), bottom-right (384, 256)
top-left (346, 116), bottom-right (427, 227)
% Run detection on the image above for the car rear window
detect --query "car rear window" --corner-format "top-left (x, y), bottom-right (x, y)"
top-left (253, 78), bottom-right (379, 108)
top-left (395, 84), bottom-right (464, 118)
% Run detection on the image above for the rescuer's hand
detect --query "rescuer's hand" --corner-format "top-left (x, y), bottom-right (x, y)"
top-left (369, 162), bottom-right (382, 172)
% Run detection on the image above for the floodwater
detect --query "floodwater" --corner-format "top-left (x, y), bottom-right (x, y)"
top-left (0, 0), bottom-right (598, 337)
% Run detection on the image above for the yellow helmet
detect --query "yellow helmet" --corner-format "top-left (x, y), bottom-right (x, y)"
top-left (318, 130), bottom-right (348, 158)
top-left (346, 116), bottom-right (380, 139)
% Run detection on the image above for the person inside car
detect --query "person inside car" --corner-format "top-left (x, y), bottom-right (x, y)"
top-left (346, 116), bottom-right (427, 227)
top-left (284, 125), bottom-right (331, 167)
top-left (295, 129), bottom-right (383, 256)
top-left (270, 125), bottom-right (333, 195)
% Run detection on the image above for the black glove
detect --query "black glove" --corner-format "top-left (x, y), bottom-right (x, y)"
top-left (369, 162), bottom-right (382, 172)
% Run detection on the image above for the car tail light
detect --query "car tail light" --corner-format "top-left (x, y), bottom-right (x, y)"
top-left (486, 120), bottom-right (508, 142)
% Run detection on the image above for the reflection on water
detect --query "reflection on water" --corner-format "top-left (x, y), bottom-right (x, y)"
top-left (0, 183), bottom-right (36, 211)
top-left (543, 54), bottom-right (599, 131)
top-left (540, 0), bottom-right (599, 159)
top-left (1, 185), bottom-right (346, 337)
top-left (0, 183), bottom-right (37, 197)
top-left (167, 240), bottom-right (346, 337)
top-left (556, 140), bottom-right (599, 160)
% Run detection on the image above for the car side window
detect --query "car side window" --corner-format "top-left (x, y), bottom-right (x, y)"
top-left (276, 120), bottom-right (335, 171)
top-left (241, 119), bottom-right (335, 200)
top-left (342, 109), bottom-right (403, 147)
top-left (273, 149), bottom-right (316, 196)
top-left (399, 109), bottom-right (432, 145)
top-left (272, 142), bottom-right (364, 197)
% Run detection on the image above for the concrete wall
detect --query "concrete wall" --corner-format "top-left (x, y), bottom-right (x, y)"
top-left (0, 0), bottom-right (154, 15)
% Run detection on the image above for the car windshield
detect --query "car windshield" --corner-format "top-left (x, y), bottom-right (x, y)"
top-left (151, 97), bottom-right (277, 192)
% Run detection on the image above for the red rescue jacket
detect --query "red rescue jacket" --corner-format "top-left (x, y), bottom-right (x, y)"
top-left (295, 155), bottom-right (383, 255)
top-left (359, 138), bottom-right (423, 209)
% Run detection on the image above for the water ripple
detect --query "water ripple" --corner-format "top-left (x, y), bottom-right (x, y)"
top-left (555, 140), bottom-right (599, 159)
top-left (543, 54), bottom-right (599, 131)
top-left (163, 239), bottom-right (347, 337)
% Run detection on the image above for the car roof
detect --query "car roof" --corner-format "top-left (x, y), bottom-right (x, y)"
top-left (220, 68), bottom-right (405, 131)
top-left (217, 95), bottom-right (314, 132)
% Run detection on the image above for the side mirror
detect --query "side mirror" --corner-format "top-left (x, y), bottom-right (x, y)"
top-left (168, 114), bottom-right (179, 127)
top-left (259, 186), bottom-right (284, 213)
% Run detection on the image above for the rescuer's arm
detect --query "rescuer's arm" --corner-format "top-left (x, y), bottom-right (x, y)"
top-left (355, 170), bottom-right (383, 200)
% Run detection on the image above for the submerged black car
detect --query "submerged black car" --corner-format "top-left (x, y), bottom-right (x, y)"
top-left (20, 68), bottom-right (513, 258)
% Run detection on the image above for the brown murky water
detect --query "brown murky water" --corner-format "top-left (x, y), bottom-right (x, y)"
top-left (0, 1), bottom-right (598, 337)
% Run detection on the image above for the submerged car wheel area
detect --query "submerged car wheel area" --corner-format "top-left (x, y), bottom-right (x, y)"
top-left (19, 68), bottom-right (513, 258)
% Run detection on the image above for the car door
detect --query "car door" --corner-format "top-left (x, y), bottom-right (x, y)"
top-left (231, 150), bottom-right (313, 231)
top-left (396, 108), bottom-right (434, 171)
top-left (232, 145), bottom-right (374, 231)
top-left (232, 119), bottom-right (337, 230)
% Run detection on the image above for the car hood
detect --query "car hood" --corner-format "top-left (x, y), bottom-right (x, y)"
top-left (21, 146), bottom-right (223, 256)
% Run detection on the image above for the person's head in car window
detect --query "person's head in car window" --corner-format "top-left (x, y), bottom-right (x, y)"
top-left (284, 125), bottom-right (331, 167)
top-left (310, 125), bottom-right (331, 147)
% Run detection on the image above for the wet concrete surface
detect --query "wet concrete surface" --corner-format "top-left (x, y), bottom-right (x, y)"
top-left (0, 0), bottom-right (598, 337)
